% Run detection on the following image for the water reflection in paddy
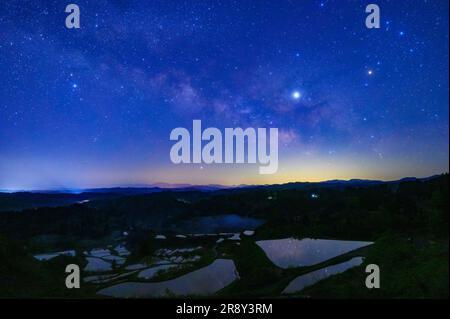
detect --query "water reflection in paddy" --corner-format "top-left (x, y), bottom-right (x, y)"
top-left (97, 259), bottom-right (239, 298)
top-left (283, 257), bottom-right (364, 293)
top-left (33, 250), bottom-right (75, 261)
top-left (256, 238), bottom-right (372, 268)
top-left (84, 257), bottom-right (113, 272)
top-left (138, 264), bottom-right (180, 279)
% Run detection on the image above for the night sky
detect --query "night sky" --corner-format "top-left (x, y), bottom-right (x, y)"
top-left (0, 0), bottom-right (448, 190)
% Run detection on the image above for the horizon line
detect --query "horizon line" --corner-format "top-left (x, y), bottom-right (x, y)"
top-left (0, 172), bottom-right (447, 193)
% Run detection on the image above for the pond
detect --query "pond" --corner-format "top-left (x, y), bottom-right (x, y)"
top-left (256, 238), bottom-right (372, 268)
top-left (97, 259), bottom-right (238, 298)
top-left (282, 257), bottom-right (364, 294)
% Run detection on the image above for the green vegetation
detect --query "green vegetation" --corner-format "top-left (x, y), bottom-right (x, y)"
top-left (0, 235), bottom-right (95, 298)
top-left (0, 174), bottom-right (448, 298)
top-left (300, 236), bottom-right (449, 298)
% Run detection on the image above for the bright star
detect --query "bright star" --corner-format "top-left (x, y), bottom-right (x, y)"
top-left (292, 91), bottom-right (301, 100)
top-left (72, 83), bottom-right (78, 89)
top-left (368, 70), bottom-right (373, 75)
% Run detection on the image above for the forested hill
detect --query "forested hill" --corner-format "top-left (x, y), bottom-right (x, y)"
top-left (0, 174), bottom-right (447, 241)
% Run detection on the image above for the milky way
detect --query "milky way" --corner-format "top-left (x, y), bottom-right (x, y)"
top-left (0, 0), bottom-right (448, 190)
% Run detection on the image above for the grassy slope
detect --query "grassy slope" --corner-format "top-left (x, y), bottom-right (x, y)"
top-left (0, 235), bottom-right (96, 298)
top-left (295, 236), bottom-right (449, 298)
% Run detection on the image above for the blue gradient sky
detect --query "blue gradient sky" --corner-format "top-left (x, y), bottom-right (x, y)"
top-left (0, 0), bottom-right (448, 190)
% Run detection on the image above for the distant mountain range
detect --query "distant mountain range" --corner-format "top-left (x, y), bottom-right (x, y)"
top-left (241, 175), bottom-right (443, 191)
top-left (0, 175), bottom-right (443, 194)
top-left (0, 174), bottom-right (446, 212)
top-left (0, 183), bottom-right (231, 194)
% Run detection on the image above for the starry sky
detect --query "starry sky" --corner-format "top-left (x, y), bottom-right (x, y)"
top-left (0, 0), bottom-right (448, 190)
